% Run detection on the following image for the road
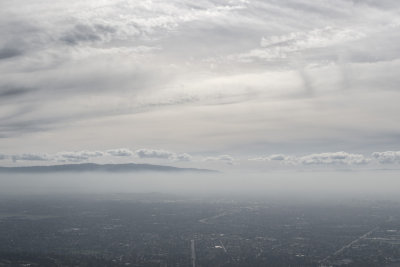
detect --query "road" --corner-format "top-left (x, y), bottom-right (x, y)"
top-left (191, 239), bottom-right (196, 267)
top-left (319, 226), bottom-right (379, 265)
top-left (198, 211), bottom-right (229, 224)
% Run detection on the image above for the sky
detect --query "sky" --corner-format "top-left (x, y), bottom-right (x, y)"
top-left (1, 0), bottom-right (400, 171)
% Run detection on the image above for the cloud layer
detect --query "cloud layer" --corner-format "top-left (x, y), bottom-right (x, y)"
top-left (2, 148), bottom-right (400, 171)
top-left (1, 0), bottom-right (400, 163)
top-left (250, 151), bottom-right (400, 168)
top-left (372, 151), bottom-right (400, 164)
top-left (0, 148), bottom-right (197, 165)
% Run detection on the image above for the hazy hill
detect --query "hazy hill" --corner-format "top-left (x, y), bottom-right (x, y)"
top-left (0, 163), bottom-right (217, 173)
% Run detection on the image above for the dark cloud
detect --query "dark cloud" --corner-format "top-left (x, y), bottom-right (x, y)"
top-left (0, 47), bottom-right (23, 60)
top-left (60, 24), bottom-right (116, 45)
top-left (0, 118), bottom-right (53, 138)
top-left (0, 86), bottom-right (30, 98)
top-left (0, 19), bottom-right (46, 61)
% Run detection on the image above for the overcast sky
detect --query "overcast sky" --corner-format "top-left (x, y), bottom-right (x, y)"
top-left (1, 0), bottom-right (400, 170)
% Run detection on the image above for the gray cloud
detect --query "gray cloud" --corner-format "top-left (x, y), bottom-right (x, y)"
top-left (372, 151), bottom-right (400, 164)
top-left (205, 155), bottom-right (235, 165)
top-left (4, 151), bottom-right (102, 163)
top-left (0, 148), bottom-right (195, 165)
top-left (251, 152), bottom-right (370, 166)
top-left (0, 18), bottom-right (48, 65)
top-left (135, 149), bottom-right (174, 159)
top-left (1, 0), bottom-right (400, 162)
top-left (134, 149), bottom-right (192, 162)
top-left (3, 148), bottom-right (400, 172)
top-left (0, 86), bottom-right (30, 98)
top-left (11, 153), bottom-right (49, 162)
top-left (250, 154), bottom-right (293, 162)
top-left (238, 26), bottom-right (365, 62)
top-left (0, 116), bottom-right (57, 139)
top-left (174, 153), bottom-right (192, 162)
top-left (60, 23), bottom-right (116, 45)
top-left (107, 148), bottom-right (134, 157)
top-left (267, 154), bottom-right (288, 161)
top-left (56, 151), bottom-right (105, 162)
top-left (0, 47), bottom-right (23, 60)
top-left (299, 152), bottom-right (369, 165)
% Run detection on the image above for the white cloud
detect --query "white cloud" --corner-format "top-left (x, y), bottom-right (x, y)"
top-left (107, 148), bottom-right (134, 157)
top-left (1, 0), bottom-right (400, 159)
top-left (250, 154), bottom-right (292, 162)
top-left (237, 26), bottom-right (365, 61)
top-left (135, 149), bottom-right (175, 159)
top-left (205, 155), bottom-right (235, 165)
top-left (251, 152), bottom-right (370, 166)
top-left (174, 153), bottom-right (192, 162)
top-left (134, 148), bottom-right (192, 162)
top-left (372, 151), bottom-right (400, 164)
top-left (298, 152), bottom-right (369, 165)
top-left (11, 153), bottom-right (49, 162)
top-left (3, 149), bottom-right (400, 171)
top-left (267, 154), bottom-right (288, 161)
top-left (0, 148), bottom-right (196, 165)
top-left (56, 150), bottom-right (104, 162)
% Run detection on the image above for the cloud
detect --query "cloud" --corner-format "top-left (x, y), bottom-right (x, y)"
top-left (56, 151), bottom-right (104, 162)
top-left (11, 153), bottom-right (49, 162)
top-left (250, 154), bottom-right (292, 162)
top-left (1, 0), bottom-right (400, 157)
top-left (205, 155), bottom-right (235, 165)
top-left (107, 148), bottom-right (134, 157)
top-left (260, 27), bottom-right (363, 49)
top-left (298, 152), bottom-right (369, 165)
top-left (0, 148), bottom-right (195, 165)
top-left (237, 26), bottom-right (365, 62)
top-left (372, 151), bottom-right (400, 164)
top-left (0, 86), bottom-right (30, 98)
top-left (134, 148), bottom-right (192, 162)
top-left (60, 23), bottom-right (116, 45)
top-left (0, 47), bottom-right (23, 60)
top-left (3, 148), bottom-right (400, 171)
top-left (251, 152), bottom-right (370, 166)
top-left (174, 153), bottom-right (192, 162)
top-left (135, 149), bottom-right (174, 159)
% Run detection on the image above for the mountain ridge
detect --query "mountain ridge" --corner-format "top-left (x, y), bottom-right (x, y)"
top-left (0, 163), bottom-right (218, 173)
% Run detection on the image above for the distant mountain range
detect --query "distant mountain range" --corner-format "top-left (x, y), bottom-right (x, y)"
top-left (0, 163), bottom-right (218, 173)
